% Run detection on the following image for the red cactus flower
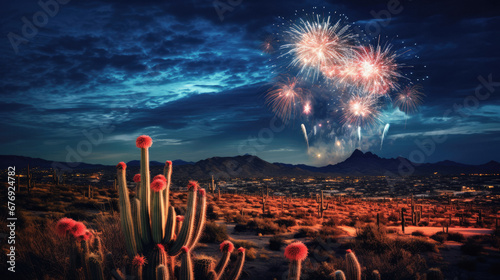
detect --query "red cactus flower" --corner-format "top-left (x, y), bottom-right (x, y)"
top-left (55, 217), bottom-right (76, 237)
top-left (238, 247), bottom-right (245, 253)
top-left (181, 246), bottom-right (189, 253)
top-left (70, 222), bottom-right (87, 237)
top-left (132, 255), bottom-right (147, 267)
top-left (176, 216), bottom-right (184, 222)
top-left (187, 180), bottom-right (199, 192)
top-left (284, 242), bottom-right (308, 261)
top-left (77, 230), bottom-right (92, 241)
top-left (153, 174), bottom-right (167, 182)
top-left (198, 188), bottom-right (206, 197)
top-left (136, 135), bottom-right (153, 149)
top-left (116, 162), bottom-right (127, 170)
top-left (156, 244), bottom-right (166, 253)
top-left (346, 249), bottom-right (352, 253)
top-left (220, 241), bottom-right (235, 253)
top-left (133, 174), bottom-right (141, 183)
top-left (151, 179), bottom-right (166, 192)
top-left (165, 160), bottom-right (172, 167)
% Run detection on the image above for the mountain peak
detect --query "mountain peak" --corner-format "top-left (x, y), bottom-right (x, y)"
top-left (351, 149), bottom-right (364, 157)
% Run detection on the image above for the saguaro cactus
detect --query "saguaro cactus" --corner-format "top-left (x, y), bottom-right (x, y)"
top-left (317, 190), bottom-right (329, 218)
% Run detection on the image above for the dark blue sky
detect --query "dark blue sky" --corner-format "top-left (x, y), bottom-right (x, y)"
top-left (1, 0), bottom-right (499, 166)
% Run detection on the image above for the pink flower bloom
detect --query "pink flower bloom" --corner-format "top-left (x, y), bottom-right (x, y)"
top-left (153, 174), bottom-right (167, 182)
top-left (55, 218), bottom-right (76, 237)
top-left (284, 242), bottom-right (308, 261)
top-left (176, 216), bottom-right (184, 222)
top-left (70, 222), bottom-right (87, 237)
top-left (151, 179), bottom-right (166, 192)
top-left (181, 246), bottom-right (189, 253)
top-left (220, 241), bottom-right (235, 253)
top-left (132, 255), bottom-right (147, 267)
top-left (133, 174), bottom-right (141, 183)
top-left (238, 247), bottom-right (245, 253)
top-left (187, 180), bottom-right (199, 192)
top-left (136, 135), bottom-right (153, 149)
top-left (346, 249), bottom-right (352, 253)
top-left (165, 160), bottom-right (172, 167)
top-left (198, 188), bottom-right (206, 197)
top-left (116, 162), bottom-right (127, 170)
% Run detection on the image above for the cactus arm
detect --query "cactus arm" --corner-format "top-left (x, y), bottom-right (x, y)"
top-left (117, 165), bottom-right (138, 257)
top-left (169, 188), bottom-right (197, 256)
top-left (333, 270), bottom-right (346, 280)
top-left (187, 189), bottom-right (207, 250)
top-left (226, 248), bottom-right (246, 280)
top-left (288, 260), bottom-right (301, 280)
top-left (180, 247), bottom-right (194, 280)
top-left (146, 245), bottom-right (168, 280)
top-left (163, 161), bottom-right (172, 220)
top-left (157, 264), bottom-right (170, 280)
top-left (87, 254), bottom-right (105, 280)
top-left (345, 251), bottom-right (361, 280)
top-left (132, 198), bottom-right (144, 254)
top-left (139, 148), bottom-right (152, 246)
top-left (214, 250), bottom-right (231, 277)
top-left (151, 189), bottom-right (165, 244)
top-left (163, 206), bottom-right (177, 244)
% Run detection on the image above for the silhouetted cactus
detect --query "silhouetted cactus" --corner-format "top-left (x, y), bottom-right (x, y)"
top-left (316, 190), bottom-right (329, 218)
top-left (426, 268), bottom-right (444, 280)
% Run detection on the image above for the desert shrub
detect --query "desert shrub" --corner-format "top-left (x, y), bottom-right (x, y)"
top-left (461, 239), bottom-right (483, 256)
top-left (411, 230), bottom-right (425, 237)
top-left (274, 218), bottom-right (297, 228)
top-left (247, 218), bottom-right (283, 235)
top-left (294, 227), bottom-right (318, 238)
top-left (201, 221), bottom-right (228, 243)
top-left (447, 232), bottom-right (465, 243)
top-left (65, 209), bottom-right (93, 221)
top-left (430, 232), bottom-right (447, 243)
top-left (323, 217), bottom-right (339, 227)
top-left (393, 237), bottom-right (438, 254)
top-left (232, 239), bottom-right (258, 249)
top-left (269, 235), bottom-right (284, 251)
top-left (245, 247), bottom-right (257, 260)
top-left (360, 246), bottom-right (427, 280)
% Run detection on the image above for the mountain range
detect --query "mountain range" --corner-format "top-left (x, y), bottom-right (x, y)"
top-left (1, 150), bottom-right (498, 179)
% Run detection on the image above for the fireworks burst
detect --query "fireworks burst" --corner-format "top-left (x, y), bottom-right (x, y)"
top-left (265, 77), bottom-right (303, 122)
top-left (262, 35), bottom-right (277, 54)
top-left (281, 15), bottom-right (356, 79)
top-left (341, 95), bottom-right (380, 127)
top-left (343, 44), bottom-right (401, 95)
top-left (394, 84), bottom-right (425, 115)
top-left (303, 102), bottom-right (311, 115)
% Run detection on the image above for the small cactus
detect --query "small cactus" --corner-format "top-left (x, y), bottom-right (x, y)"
top-left (345, 249), bottom-right (361, 280)
top-left (333, 270), bottom-right (346, 280)
top-left (426, 268), bottom-right (444, 280)
top-left (284, 242), bottom-right (308, 280)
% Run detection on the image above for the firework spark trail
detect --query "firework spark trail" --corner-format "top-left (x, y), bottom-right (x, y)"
top-left (341, 94), bottom-right (381, 128)
top-left (380, 123), bottom-right (390, 149)
top-left (357, 126), bottom-right (361, 143)
top-left (313, 125), bottom-right (317, 136)
top-left (301, 123), bottom-right (309, 149)
top-left (281, 15), bottom-right (356, 79)
top-left (395, 84), bottom-right (425, 115)
top-left (265, 76), bottom-right (303, 122)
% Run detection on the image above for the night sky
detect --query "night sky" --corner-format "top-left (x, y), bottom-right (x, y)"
top-left (1, 0), bottom-right (499, 167)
